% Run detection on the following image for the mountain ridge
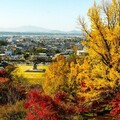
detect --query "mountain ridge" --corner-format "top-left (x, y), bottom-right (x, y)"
top-left (0, 26), bottom-right (80, 33)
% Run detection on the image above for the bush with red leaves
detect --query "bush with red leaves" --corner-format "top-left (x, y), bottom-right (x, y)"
top-left (110, 92), bottom-right (120, 119)
top-left (0, 67), bottom-right (26, 104)
top-left (54, 91), bottom-right (67, 104)
top-left (0, 68), bottom-right (7, 77)
top-left (24, 90), bottom-right (59, 120)
top-left (0, 68), bottom-right (9, 85)
top-left (24, 90), bottom-right (90, 120)
top-left (25, 90), bottom-right (116, 119)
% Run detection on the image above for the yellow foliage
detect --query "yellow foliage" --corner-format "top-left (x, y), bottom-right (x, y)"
top-left (77, 0), bottom-right (120, 101)
top-left (43, 0), bottom-right (120, 103)
top-left (43, 55), bottom-right (70, 95)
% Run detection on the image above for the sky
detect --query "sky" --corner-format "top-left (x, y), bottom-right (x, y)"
top-left (0, 0), bottom-right (100, 31)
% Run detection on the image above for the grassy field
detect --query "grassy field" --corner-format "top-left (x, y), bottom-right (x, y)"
top-left (12, 64), bottom-right (48, 84)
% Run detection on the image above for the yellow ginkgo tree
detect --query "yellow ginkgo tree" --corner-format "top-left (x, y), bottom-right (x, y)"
top-left (77, 0), bottom-right (120, 101)
top-left (43, 0), bottom-right (120, 103)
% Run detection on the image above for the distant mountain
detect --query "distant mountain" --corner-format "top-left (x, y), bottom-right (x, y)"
top-left (0, 26), bottom-right (53, 33)
top-left (68, 30), bottom-right (80, 34)
top-left (0, 26), bottom-right (80, 34)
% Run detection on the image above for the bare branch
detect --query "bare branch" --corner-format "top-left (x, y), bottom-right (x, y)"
top-left (78, 17), bottom-right (92, 38)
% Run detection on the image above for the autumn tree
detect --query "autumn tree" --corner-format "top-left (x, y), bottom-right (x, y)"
top-left (43, 55), bottom-right (70, 96)
top-left (79, 0), bottom-right (119, 82)
top-left (44, 0), bottom-right (120, 103)
top-left (75, 0), bottom-right (120, 101)
top-left (22, 1), bottom-right (120, 119)
top-left (81, 0), bottom-right (119, 68)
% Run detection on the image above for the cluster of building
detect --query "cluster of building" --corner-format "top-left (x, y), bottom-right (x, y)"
top-left (0, 34), bottom-right (87, 63)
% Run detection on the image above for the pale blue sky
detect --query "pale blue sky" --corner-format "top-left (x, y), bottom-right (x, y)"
top-left (0, 0), bottom-right (100, 31)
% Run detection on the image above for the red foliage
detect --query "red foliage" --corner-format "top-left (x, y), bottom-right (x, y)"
top-left (110, 92), bottom-right (120, 118)
top-left (0, 68), bottom-right (9, 85)
top-left (25, 90), bottom-right (111, 119)
top-left (24, 90), bottom-right (59, 120)
top-left (0, 68), bottom-right (6, 77)
top-left (54, 91), bottom-right (67, 104)
top-left (92, 101), bottom-right (100, 109)
top-left (80, 81), bottom-right (86, 87)
top-left (0, 66), bottom-right (27, 105)
top-left (24, 90), bottom-right (89, 119)
top-left (0, 77), bottom-right (9, 85)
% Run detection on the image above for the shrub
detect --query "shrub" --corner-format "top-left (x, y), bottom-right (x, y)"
top-left (0, 68), bottom-right (9, 85)
top-left (24, 90), bottom-right (89, 120)
top-left (24, 90), bottom-right (59, 120)
top-left (0, 101), bottom-right (27, 120)
top-left (0, 82), bottom-right (26, 104)
top-left (0, 65), bottom-right (27, 105)
top-left (24, 90), bottom-right (117, 120)
top-left (110, 92), bottom-right (120, 119)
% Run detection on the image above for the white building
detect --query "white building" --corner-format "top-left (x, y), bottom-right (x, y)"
top-left (5, 50), bottom-right (13, 55)
top-left (76, 47), bottom-right (88, 56)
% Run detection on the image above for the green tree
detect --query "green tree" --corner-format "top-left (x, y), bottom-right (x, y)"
top-left (0, 40), bottom-right (8, 46)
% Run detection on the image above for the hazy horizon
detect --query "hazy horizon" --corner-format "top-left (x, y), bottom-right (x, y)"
top-left (0, 0), bottom-right (100, 31)
top-left (0, 25), bottom-right (82, 33)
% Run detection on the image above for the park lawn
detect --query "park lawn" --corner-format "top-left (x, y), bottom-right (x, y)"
top-left (12, 64), bottom-right (48, 85)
